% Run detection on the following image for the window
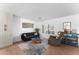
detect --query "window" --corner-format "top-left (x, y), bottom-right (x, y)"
top-left (63, 22), bottom-right (71, 30)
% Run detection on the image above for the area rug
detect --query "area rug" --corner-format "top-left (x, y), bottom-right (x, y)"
top-left (18, 40), bottom-right (48, 55)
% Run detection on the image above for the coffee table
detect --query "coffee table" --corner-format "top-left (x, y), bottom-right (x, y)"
top-left (32, 39), bottom-right (41, 44)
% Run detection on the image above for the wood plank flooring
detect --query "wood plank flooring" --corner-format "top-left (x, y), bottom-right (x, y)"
top-left (0, 42), bottom-right (79, 55)
top-left (46, 45), bottom-right (79, 55)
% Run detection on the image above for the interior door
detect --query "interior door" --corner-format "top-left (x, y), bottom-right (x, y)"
top-left (0, 12), bottom-right (12, 48)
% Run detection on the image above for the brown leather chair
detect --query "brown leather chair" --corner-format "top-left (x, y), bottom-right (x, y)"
top-left (48, 32), bottom-right (64, 46)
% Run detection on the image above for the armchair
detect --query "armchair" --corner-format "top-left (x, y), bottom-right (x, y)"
top-left (48, 32), bottom-right (64, 46)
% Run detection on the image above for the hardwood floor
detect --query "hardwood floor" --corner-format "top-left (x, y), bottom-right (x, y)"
top-left (0, 42), bottom-right (79, 55)
top-left (46, 45), bottom-right (79, 55)
top-left (0, 44), bottom-right (25, 55)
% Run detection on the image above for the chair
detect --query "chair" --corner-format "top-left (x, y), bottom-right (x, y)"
top-left (48, 32), bottom-right (64, 46)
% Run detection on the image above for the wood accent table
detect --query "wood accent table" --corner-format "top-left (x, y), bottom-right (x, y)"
top-left (32, 39), bottom-right (41, 45)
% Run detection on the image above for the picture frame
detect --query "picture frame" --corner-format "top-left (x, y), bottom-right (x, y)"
top-left (22, 23), bottom-right (33, 28)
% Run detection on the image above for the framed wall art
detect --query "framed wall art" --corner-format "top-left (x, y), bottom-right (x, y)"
top-left (22, 23), bottom-right (34, 28)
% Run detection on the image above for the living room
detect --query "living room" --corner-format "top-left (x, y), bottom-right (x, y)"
top-left (0, 3), bottom-right (79, 55)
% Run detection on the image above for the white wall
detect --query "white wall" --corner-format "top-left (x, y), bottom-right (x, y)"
top-left (12, 16), bottom-right (35, 42)
top-left (12, 15), bottom-right (21, 42)
top-left (0, 12), bottom-right (36, 45)
top-left (7, 13), bottom-right (79, 45)
top-left (20, 18), bottom-right (35, 33)
top-left (34, 14), bottom-right (79, 41)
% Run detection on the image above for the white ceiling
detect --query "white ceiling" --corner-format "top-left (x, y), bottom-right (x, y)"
top-left (1, 3), bottom-right (79, 21)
